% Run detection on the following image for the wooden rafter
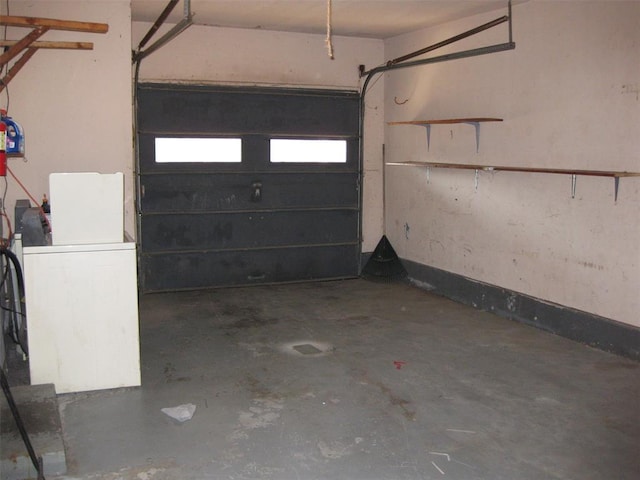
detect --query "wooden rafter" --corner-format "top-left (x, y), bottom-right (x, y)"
top-left (1, 47), bottom-right (38, 90)
top-left (0, 14), bottom-right (108, 91)
top-left (0, 15), bottom-right (108, 34)
top-left (0, 26), bottom-right (49, 65)
top-left (0, 40), bottom-right (94, 50)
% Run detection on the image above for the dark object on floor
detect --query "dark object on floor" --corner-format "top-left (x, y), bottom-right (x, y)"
top-left (361, 235), bottom-right (407, 281)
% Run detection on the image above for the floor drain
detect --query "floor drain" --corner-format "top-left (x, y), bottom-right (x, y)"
top-left (293, 344), bottom-right (323, 355)
top-left (280, 341), bottom-right (333, 357)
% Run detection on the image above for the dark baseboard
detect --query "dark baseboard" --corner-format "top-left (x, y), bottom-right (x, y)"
top-left (361, 254), bottom-right (639, 360)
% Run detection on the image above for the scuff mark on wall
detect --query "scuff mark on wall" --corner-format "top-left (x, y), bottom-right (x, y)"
top-left (506, 294), bottom-right (517, 313)
top-left (621, 83), bottom-right (639, 101)
top-left (409, 278), bottom-right (436, 291)
top-left (429, 239), bottom-right (445, 253)
top-left (519, 250), bottom-right (540, 260)
top-left (575, 260), bottom-right (605, 271)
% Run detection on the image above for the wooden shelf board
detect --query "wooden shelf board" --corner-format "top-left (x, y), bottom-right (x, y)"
top-left (0, 40), bottom-right (93, 50)
top-left (0, 15), bottom-right (108, 34)
top-left (386, 161), bottom-right (640, 178)
top-left (388, 118), bottom-right (503, 126)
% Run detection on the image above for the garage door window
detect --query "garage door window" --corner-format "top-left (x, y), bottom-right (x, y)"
top-left (270, 139), bottom-right (347, 163)
top-left (155, 137), bottom-right (242, 163)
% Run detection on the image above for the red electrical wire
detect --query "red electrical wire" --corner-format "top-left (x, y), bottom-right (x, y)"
top-left (6, 165), bottom-right (52, 232)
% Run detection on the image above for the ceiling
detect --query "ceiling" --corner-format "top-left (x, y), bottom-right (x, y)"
top-left (130, 1), bottom-right (517, 40)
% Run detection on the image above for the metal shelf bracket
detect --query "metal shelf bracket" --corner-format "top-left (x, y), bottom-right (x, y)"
top-left (465, 121), bottom-right (482, 152)
top-left (422, 121), bottom-right (483, 152)
top-left (424, 124), bottom-right (431, 151)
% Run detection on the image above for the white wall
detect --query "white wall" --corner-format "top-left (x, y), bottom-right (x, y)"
top-left (133, 22), bottom-right (385, 252)
top-left (2, 1), bottom-right (134, 236)
top-left (384, 1), bottom-right (639, 327)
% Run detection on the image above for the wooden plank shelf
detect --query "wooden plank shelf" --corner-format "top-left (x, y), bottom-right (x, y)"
top-left (389, 118), bottom-right (503, 152)
top-left (386, 161), bottom-right (640, 178)
top-left (386, 161), bottom-right (640, 201)
top-left (388, 118), bottom-right (503, 126)
top-left (0, 40), bottom-right (94, 50)
top-left (0, 15), bottom-right (108, 34)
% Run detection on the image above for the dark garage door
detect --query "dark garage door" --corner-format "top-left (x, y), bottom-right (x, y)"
top-left (136, 84), bottom-right (361, 292)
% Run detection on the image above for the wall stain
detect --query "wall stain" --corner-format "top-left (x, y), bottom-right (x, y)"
top-left (429, 239), bottom-right (445, 253)
top-left (577, 260), bottom-right (604, 271)
top-left (506, 294), bottom-right (517, 312)
top-left (621, 83), bottom-right (639, 101)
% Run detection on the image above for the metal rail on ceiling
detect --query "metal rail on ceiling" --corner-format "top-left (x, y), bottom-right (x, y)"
top-left (132, 0), bottom-right (193, 63)
top-left (360, 1), bottom-right (515, 87)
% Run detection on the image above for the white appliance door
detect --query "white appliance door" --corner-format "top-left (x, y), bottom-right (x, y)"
top-left (24, 243), bottom-right (140, 393)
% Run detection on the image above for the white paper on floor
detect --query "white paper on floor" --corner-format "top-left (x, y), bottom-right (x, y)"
top-left (161, 403), bottom-right (196, 422)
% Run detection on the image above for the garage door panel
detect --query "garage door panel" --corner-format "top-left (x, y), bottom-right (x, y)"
top-left (138, 86), bottom-right (359, 136)
top-left (140, 173), bottom-right (359, 213)
top-left (141, 245), bottom-right (360, 291)
top-left (141, 210), bottom-right (358, 252)
top-left (137, 84), bottom-right (361, 291)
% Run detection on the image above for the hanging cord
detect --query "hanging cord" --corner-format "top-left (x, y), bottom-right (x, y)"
top-left (1, 0), bottom-right (10, 111)
top-left (325, 0), bottom-right (334, 59)
top-left (1, 246), bottom-right (26, 354)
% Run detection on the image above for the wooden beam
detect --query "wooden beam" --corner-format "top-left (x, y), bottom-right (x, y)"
top-left (0, 47), bottom-right (38, 93)
top-left (0, 26), bottom-right (48, 66)
top-left (0, 15), bottom-right (108, 34)
top-left (0, 40), bottom-right (93, 50)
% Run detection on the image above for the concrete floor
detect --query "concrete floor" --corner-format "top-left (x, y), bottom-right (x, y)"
top-left (53, 279), bottom-right (638, 480)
